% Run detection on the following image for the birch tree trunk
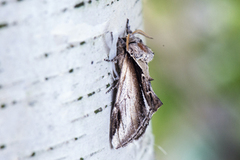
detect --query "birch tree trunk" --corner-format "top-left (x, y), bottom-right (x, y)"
top-left (0, 0), bottom-right (155, 159)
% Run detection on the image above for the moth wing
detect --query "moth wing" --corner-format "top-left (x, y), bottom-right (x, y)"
top-left (128, 39), bottom-right (163, 112)
top-left (141, 73), bottom-right (163, 113)
top-left (110, 54), bottom-right (149, 149)
top-left (130, 61), bottom-right (163, 140)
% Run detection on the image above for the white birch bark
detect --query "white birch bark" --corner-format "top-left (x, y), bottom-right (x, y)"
top-left (0, 0), bottom-right (155, 159)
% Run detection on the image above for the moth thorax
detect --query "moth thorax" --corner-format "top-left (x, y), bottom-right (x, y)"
top-left (144, 50), bottom-right (154, 63)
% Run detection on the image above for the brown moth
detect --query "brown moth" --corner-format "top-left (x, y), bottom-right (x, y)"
top-left (106, 19), bottom-right (163, 149)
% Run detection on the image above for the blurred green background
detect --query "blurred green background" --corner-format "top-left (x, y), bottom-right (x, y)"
top-left (143, 0), bottom-right (240, 160)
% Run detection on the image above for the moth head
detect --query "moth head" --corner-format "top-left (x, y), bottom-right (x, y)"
top-left (125, 29), bottom-right (154, 63)
top-left (127, 39), bottom-right (154, 63)
top-left (126, 29), bottom-right (152, 50)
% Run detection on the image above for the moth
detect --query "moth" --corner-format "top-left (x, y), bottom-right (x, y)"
top-left (106, 19), bottom-right (163, 149)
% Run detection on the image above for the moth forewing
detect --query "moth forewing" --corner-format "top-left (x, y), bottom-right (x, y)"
top-left (110, 54), bottom-right (147, 149)
top-left (109, 19), bottom-right (163, 149)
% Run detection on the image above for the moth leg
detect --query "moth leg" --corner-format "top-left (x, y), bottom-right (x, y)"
top-left (118, 37), bottom-right (126, 46)
top-left (104, 57), bottom-right (118, 63)
top-left (104, 46), bottom-right (125, 62)
top-left (106, 80), bottom-right (119, 93)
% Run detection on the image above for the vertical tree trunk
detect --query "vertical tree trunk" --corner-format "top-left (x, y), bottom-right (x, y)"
top-left (0, 0), bottom-right (155, 159)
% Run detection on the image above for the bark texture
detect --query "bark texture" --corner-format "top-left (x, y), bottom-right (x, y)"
top-left (0, 0), bottom-right (155, 159)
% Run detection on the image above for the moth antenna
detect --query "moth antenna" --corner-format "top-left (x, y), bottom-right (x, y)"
top-left (132, 29), bottom-right (153, 39)
top-left (126, 34), bottom-right (130, 51)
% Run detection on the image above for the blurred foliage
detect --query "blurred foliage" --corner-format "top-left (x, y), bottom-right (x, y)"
top-left (143, 0), bottom-right (240, 159)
